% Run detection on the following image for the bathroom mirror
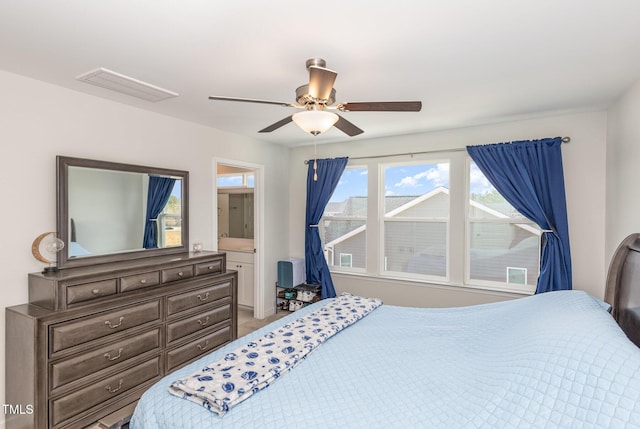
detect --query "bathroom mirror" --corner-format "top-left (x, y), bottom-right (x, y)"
top-left (56, 156), bottom-right (189, 269)
top-left (217, 189), bottom-right (254, 239)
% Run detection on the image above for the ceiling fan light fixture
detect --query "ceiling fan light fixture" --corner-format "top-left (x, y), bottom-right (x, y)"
top-left (292, 110), bottom-right (339, 136)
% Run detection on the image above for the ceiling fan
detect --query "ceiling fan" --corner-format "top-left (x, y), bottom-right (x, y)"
top-left (208, 58), bottom-right (422, 137)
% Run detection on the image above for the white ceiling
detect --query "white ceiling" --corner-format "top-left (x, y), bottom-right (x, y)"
top-left (2, 0), bottom-right (640, 147)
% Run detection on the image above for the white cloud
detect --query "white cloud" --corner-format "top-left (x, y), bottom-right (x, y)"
top-left (395, 176), bottom-right (420, 188)
top-left (394, 163), bottom-right (449, 189)
top-left (424, 163), bottom-right (449, 186)
top-left (469, 163), bottom-right (494, 195)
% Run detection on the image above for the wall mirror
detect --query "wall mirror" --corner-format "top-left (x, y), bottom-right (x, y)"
top-left (56, 156), bottom-right (189, 269)
top-left (217, 190), bottom-right (254, 239)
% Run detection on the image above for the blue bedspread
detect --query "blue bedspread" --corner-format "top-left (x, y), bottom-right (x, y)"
top-left (131, 290), bottom-right (640, 428)
top-left (168, 294), bottom-right (382, 415)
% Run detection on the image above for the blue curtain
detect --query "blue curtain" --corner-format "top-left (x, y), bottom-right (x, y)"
top-left (466, 137), bottom-right (571, 293)
top-left (143, 176), bottom-right (176, 249)
top-left (305, 157), bottom-right (349, 299)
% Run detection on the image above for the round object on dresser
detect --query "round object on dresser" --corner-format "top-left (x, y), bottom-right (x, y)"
top-left (32, 231), bottom-right (65, 273)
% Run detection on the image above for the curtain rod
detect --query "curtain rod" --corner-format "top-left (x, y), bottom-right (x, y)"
top-left (304, 136), bottom-right (571, 164)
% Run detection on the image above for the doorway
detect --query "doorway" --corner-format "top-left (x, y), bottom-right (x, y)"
top-left (214, 159), bottom-right (265, 319)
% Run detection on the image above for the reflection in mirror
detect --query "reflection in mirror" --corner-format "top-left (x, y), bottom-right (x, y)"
top-left (57, 156), bottom-right (189, 269)
top-left (217, 164), bottom-right (254, 240)
top-left (68, 168), bottom-right (183, 257)
top-left (217, 190), bottom-right (254, 239)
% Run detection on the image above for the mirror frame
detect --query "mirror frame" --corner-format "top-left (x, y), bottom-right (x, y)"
top-left (56, 156), bottom-right (189, 269)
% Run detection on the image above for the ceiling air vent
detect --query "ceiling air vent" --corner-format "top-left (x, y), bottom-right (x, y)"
top-left (76, 67), bottom-right (178, 102)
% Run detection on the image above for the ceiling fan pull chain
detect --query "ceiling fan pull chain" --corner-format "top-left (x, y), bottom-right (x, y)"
top-left (313, 145), bottom-right (318, 181)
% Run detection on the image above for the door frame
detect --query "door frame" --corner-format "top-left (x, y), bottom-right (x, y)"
top-left (213, 158), bottom-right (265, 319)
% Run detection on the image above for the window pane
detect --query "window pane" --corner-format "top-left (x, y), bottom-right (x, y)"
top-left (468, 160), bottom-right (540, 288)
top-left (323, 167), bottom-right (367, 270)
top-left (218, 173), bottom-right (254, 188)
top-left (218, 175), bottom-right (243, 187)
top-left (469, 162), bottom-right (526, 219)
top-left (339, 254), bottom-right (353, 267)
top-left (327, 167), bottom-right (368, 214)
top-left (468, 222), bottom-right (540, 286)
top-left (323, 219), bottom-right (366, 269)
top-left (161, 181), bottom-right (183, 247)
top-left (384, 221), bottom-right (447, 276)
top-left (382, 162), bottom-right (449, 278)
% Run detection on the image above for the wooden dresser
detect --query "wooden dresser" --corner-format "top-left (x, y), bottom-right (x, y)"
top-left (5, 251), bottom-right (237, 429)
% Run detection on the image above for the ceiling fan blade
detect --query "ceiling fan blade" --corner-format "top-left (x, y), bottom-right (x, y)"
top-left (334, 114), bottom-right (364, 137)
top-left (308, 66), bottom-right (337, 101)
top-left (340, 101), bottom-right (422, 112)
top-left (258, 115), bottom-right (293, 133)
top-left (209, 96), bottom-right (293, 107)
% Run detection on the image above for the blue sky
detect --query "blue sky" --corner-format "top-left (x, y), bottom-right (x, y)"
top-left (171, 180), bottom-right (182, 198)
top-left (218, 174), bottom-right (255, 188)
top-left (330, 162), bottom-right (495, 203)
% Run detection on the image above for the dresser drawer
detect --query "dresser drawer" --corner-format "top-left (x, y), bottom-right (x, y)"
top-left (195, 258), bottom-right (224, 276)
top-left (50, 300), bottom-right (161, 354)
top-left (166, 326), bottom-right (232, 372)
top-left (50, 328), bottom-right (161, 391)
top-left (120, 271), bottom-right (160, 292)
top-left (67, 279), bottom-right (117, 305)
top-left (50, 356), bottom-right (161, 427)
top-left (166, 280), bottom-right (233, 316)
top-left (166, 304), bottom-right (231, 344)
top-left (162, 265), bottom-right (194, 283)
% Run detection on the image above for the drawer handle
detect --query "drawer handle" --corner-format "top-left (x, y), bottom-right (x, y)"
top-left (177, 271), bottom-right (184, 277)
top-left (208, 265), bottom-right (215, 270)
top-left (92, 288), bottom-right (100, 295)
top-left (197, 292), bottom-right (210, 301)
top-left (105, 379), bottom-right (123, 394)
top-left (198, 316), bottom-right (210, 326)
top-left (104, 316), bottom-right (124, 329)
top-left (140, 278), bottom-right (147, 284)
top-left (197, 340), bottom-right (210, 351)
top-left (104, 348), bottom-right (124, 361)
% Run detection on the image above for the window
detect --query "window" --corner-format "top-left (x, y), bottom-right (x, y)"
top-left (157, 181), bottom-right (183, 247)
top-left (321, 166), bottom-right (367, 271)
top-left (467, 161), bottom-right (540, 289)
top-left (339, 253), bottom-right (353, 267)
top-left (382, 162), bottom-right (450, 279)
top-left (217, 172), bottom-right (254, 188)
top-left (322, 154), bottom-right (539, 294)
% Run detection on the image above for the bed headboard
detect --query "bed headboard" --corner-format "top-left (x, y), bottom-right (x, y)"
top-left (605, 233), bottom-right (640, 347)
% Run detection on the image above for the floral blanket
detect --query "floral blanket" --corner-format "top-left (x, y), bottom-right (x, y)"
top-left (168, 293), bottom-right (383, 415)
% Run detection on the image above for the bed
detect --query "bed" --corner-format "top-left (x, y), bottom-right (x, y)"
top-left (68, 218), bottom-right (92, 257)
top-left (131, 234), bottom-right (640, 428)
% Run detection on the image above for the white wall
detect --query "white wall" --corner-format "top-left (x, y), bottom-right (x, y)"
top-left (0, 69), bottom-right (290, 421)
top-left (289, 111), bottom-right (608, 307)
top-left (606, 78), bottom-right (640, 261)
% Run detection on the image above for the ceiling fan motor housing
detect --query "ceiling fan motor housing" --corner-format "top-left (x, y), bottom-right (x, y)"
top-left (295, 84), bottom-right (336, 108)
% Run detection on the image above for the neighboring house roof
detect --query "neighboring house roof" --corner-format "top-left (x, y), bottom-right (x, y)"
top-left (385, 187), bottom-right (449, 217)
top-left (326, 195), bottom-right (419, 217)
top-left (324, 201), bottom-right (346, 215)
top-left (324, 187), bottom-right (538, 248)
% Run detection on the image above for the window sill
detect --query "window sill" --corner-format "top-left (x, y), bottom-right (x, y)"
top-left (329, 269), bottom-right (535, 297)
